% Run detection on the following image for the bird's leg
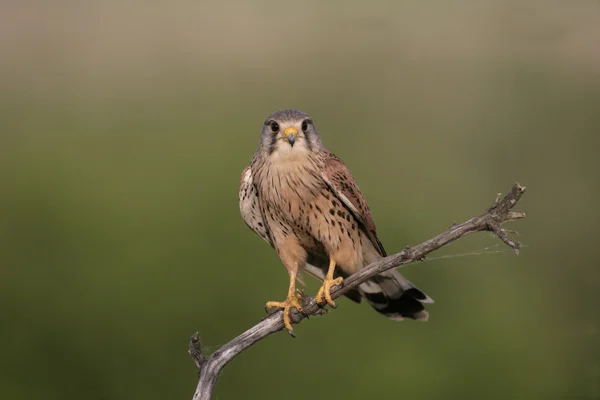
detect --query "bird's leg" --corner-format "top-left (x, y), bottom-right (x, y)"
top-left (316, 258), bottom-right (344, 308)
top-left (265, 270), bottom-right (304, 336)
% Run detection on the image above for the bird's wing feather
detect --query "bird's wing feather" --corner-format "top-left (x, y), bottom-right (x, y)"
top-left (321, 152), bottom-right (387, 257)
top-left (239, 166), bottom-right (273, 246)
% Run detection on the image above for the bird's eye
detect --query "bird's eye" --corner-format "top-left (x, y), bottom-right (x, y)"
top-left (301, 120), bottom-right (309, 132)
top-left (270, 121), bottom-right (280, 133)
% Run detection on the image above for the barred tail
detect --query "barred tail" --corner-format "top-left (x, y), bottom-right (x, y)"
top-left (359, 270), bottom-right (434, 321)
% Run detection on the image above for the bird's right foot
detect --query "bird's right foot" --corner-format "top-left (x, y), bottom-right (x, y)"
top-left (265, 291), bottom-right (304, 337)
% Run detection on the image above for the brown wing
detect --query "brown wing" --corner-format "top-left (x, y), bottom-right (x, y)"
top-left (321, 152), bottom-right (387, 257)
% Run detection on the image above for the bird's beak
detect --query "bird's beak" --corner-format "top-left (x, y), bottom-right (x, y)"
top-left (283, 127), bottom-right (297, 147)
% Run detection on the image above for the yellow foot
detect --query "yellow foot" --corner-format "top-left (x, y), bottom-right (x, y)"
top-left (316, 276), bottom-right (344, 308)
top-left (265, 291), bottom-right (304, 337)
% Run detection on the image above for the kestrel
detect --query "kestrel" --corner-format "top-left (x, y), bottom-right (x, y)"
top-left (239, 109), bottom-right (433, 335)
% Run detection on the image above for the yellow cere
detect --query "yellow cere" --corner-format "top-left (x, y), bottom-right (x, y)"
top-left (283, 127), bottom-right (298, 137)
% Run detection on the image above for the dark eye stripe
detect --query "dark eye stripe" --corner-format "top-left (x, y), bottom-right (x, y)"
top-left (304, 124), bottom-right (313, 151)
top-left (268, 131), bottom-right (278, 154)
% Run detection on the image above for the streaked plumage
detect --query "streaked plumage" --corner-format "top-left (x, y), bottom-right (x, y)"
top-left (239, 109), bottom-right (432, 333)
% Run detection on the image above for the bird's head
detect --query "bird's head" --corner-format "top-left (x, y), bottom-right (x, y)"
top-left (259, 109), bottom-right (323, 161)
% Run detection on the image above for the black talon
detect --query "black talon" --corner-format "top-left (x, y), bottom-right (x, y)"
top-left (287, 329), bottom-right (296, 338)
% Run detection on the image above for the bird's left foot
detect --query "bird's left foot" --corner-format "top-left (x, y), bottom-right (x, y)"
top-left (316, 276), bottom-right (344, 308)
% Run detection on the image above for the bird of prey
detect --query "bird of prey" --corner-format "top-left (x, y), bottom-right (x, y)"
top-left (239, 109), bottom-right (433, 335)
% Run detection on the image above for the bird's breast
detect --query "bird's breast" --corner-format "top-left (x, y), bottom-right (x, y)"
top-left (254, 157), bottom-right (365, 271)
top-left (256, 159), bottom-right (323, 222)
top-left (262, 158), bottom-right (324, 203)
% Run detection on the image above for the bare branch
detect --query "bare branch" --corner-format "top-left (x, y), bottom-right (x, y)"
top-left (190, 182), bottom-right (527, 400)
top-left (188, 332), bottom-right (206, 373)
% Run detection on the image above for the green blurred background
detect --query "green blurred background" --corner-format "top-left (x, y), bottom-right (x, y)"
top-left (1, 1), bottom-right (599, 399)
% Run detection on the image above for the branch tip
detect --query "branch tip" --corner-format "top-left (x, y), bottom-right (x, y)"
top-left (494, 192), bottom-right (502, 205)
top-left (189, 332), bottom-right (206, 371)
top-left (506, 211), bottom-right (526, 220)
top-left (488, 221), bottom-right (521, 255)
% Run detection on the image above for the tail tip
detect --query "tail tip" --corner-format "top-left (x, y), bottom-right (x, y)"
top-left (386, 309), bottom-right (429, 322)
top-left (404, 287), bottom-right (435, 304)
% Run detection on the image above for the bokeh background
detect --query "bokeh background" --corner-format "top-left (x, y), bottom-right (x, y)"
top-left (2, 1), bottom-right (599, 399)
